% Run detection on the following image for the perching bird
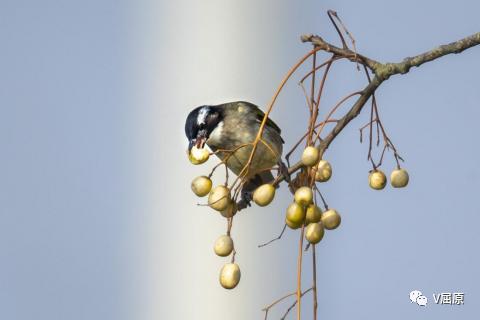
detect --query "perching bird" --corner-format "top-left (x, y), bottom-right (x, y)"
top-left (185, 101), bottom-right (284, 207)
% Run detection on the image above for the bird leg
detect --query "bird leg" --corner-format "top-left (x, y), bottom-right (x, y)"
top-left (278, 160), bottom-right (291, 183)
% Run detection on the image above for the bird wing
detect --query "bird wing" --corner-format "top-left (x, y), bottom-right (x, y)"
top-left (237, 101), bottom-right (284, 142)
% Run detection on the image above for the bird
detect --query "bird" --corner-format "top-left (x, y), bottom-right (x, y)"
top-left (185, 101), bottom-right (285, 208)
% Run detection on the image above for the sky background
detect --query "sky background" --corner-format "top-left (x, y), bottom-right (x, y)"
top-left (1, 0), bottom-right (479, 319)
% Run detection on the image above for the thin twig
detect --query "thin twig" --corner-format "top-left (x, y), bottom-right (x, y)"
top-left (258, 224), bottom-right (287, 248)
top-left (285, 120), bottom-right (337, 167)
top-left (327, 10), bottom-right (348, 49)
top-left (299, 57), bottom-right (342, 84)
top-left (313, 185), bottom-right (329, 210)
top-left (312, 244), bottom-right (318, 320)
top-left (263, 287), bottom-right (314, 320)
top-left (310, 51), bottom-right (317, 113)
top-left (328, 10), bottom-right (360, 70)
top-left (262, 292), bottom-right (297, 313)
top-left (281, 288), bottom-right (314, 320)
top-left (296, 224), bottom-right (305, 320)
top-left (313, 91), bottom-right (363, 143)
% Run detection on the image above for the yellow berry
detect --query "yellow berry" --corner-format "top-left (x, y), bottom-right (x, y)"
top-left (369, 170), bottom-right (387, 190)
top-left (285, 217), bottom-right (302, 229)
top-left (294, 187), bottom-right (313, 206)
top-left (189, 146), bottom-right (209, 165)
top-left (305, 204), bottom-right (322, 224)
top-left (253, 184), bottom-right (276, 206)
top-left (301, 146), bottom-right (320, 166)
top-left (191, 176), bottom-right (212, 197)
top-left (314, 160), bottom-right (332, 182)
top-left (391, 168), bottom-right (409, 188)
top-left (219, 263), bottom-right (241, 289)
top-left (214, 235), bottom-right (234, 257)
top-left (321, 209), bottom-right (341, 230)
top-left (286, 202), bottom-right (306, 224)
top-left (220, 201), bottom-right (237, 218)
top-left (208, 185), bottom-right (231, 211)
top-left (188, 153), bottom-right (201, 165)
top-left (305, 222), bottom-right (324, 244)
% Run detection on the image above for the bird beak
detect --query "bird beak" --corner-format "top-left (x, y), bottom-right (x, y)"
top-left (188, 131), bottom-right (207, 152)
top-left (195, 130), bottom-right (208, 149)
top-left (196, 137), bottom-right (206, 149)
top-left (196, 139), bottom-right (204, 149)
top-left (188, 140), bottom-right (195, 152)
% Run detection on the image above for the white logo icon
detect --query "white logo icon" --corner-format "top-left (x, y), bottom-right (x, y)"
top-left (417, 295), bottom-right (428, 306)
top-left (410, 290), bottom-right (428, 306)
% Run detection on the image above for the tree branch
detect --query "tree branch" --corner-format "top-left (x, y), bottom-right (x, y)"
top-left (302, 32), bottom-right (480, 80)
top-left (300, 34), bottom-right (381, 70)
top-left (272, 31), bottom-right (480, 186)
top-left (374, 32), bottom-right (480, 80)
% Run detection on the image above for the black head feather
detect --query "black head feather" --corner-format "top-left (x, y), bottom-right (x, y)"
top-left (185, 105), bottom-right (223, 150)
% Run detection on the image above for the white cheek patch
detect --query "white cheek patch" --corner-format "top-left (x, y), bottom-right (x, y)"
top-left (208, 121), bottom-right (224, 143)
top-left (197, 107), bottom-right (209, 125)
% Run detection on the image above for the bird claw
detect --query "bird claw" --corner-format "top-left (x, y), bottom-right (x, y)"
top-left (278, 160), bottom-right (291, 183)
top-left (237, 191), bottom-right (253, 211)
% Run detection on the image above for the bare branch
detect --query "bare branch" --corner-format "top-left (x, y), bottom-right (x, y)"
top-left (374, 32), bottom-right (480, 80)
top-left (274, 31), bottom-right (480, 186)
top-left (301, 34), bottom-right (380, 70)
top-left (281, 288), bottom-right (314, 320)
top-left (262, 287), bottom-right (313, 320)
top-left (258, 224), bottom-right (287, 248)
top-left (296, 224), bottom-right (306, 320)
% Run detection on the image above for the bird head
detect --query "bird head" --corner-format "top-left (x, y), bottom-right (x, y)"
top-left (185, 105), bottom-right (222, 151)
